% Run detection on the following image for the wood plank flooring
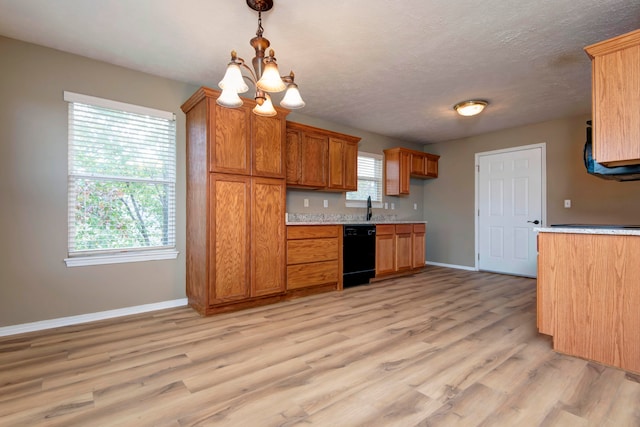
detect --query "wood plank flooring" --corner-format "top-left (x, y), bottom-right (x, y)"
top-left (1, 266), bottom-right (639, 426)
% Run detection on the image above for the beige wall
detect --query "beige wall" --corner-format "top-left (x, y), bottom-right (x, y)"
top-left (0, 36), bottom-right (198, 326)
top-left (423, 115), bottom-right (640, 267)
top-left (4, 35), bottom-right (639, 328)
top-left (285, 112), bottom-right (427, 220)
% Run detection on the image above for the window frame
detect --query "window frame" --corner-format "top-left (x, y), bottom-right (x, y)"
top-left (346, 151), bottom-right (384, 208)
top-left (63, 91), bottom-right (178, 267)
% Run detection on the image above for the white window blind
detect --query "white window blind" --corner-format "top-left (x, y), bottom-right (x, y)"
top-left (64, 92), bottom-right (177, 259)
top-left (346, 152), bottom-right (383, 203)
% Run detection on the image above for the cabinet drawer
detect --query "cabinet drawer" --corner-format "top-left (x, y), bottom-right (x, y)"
top-left (287, 225), bottom-right (341, 239)
top-left (287, 260), bottom-right (339, 289)
top-left (287, 238), bottom-right (338, 264)
top-left (413, 223), bottom-right (425, 233)
top-left (395, 224), bottom-right (412, 234)
top-left (376, 224), bottom-right (395, 235)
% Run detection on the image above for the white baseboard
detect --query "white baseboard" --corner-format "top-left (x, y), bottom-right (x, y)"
top-left (0, 298), bottom-right (188, 337)
top-left (425, 261), bottom-right (477, 271)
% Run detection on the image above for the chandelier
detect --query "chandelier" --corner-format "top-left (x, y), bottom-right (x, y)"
top-left (216, 0), bottom-right (305, 116)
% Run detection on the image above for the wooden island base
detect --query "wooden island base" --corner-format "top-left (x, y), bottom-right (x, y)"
top-left (537, 229), bottom-right (640, 374)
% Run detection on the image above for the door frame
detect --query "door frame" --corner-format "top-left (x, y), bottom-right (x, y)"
top-left (474, 143), bottom-right (547, 273)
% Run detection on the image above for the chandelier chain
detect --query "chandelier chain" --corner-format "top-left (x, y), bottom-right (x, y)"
top-left (256, 11), bottom-right (264, 38)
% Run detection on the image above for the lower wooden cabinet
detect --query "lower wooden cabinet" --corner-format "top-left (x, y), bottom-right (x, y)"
top-left (286, 225), bottom-right (343, 296)
top-left (375, 223), bottom-right (426, 278)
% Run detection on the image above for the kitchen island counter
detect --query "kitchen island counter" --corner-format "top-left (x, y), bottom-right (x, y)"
top-left (535, 226), bottom-right (640, 236)
top-left (536, 228), bottom-right (640, 374)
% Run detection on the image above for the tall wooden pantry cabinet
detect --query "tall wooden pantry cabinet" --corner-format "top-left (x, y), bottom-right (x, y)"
top-left (181, 87), bottom-right (290, 315)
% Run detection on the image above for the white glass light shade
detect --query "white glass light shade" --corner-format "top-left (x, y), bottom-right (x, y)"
top-left (454, 100), bottom-right (488, 116)
top-left (256, 62), bottom-right (286, 93)
top-left (253, 94), bottom-right (277, 117)
top-left (280, 83), bottom-right (305, 109)
top-left (218, 63), bottom-right (249, 93)
top-left (216, 86), bottom-right (244, 108)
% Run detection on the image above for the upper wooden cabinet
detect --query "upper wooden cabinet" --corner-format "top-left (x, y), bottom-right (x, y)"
top-left (286, 121), bottom-right (361, 191)
top-left (286, 126), bottom-right (328, 187)
top-left (181, 87), bottom-right (288, 177)
top-left (585, 29), bottom-right (640, 166)
top-left (384, 147), bottom-right (439, 196)
top-left (410, 151), bottom-right (439, 178)
top-left (252, 114), bottom-right (287, 178)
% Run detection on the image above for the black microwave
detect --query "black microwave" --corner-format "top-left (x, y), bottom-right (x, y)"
top-left (584, 120), bottom-right (640, 182)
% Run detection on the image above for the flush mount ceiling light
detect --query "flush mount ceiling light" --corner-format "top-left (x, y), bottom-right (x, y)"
top-left (216, 0), bottom-right (305, 117)
top-left (453, 100), bottom-right (488, 117)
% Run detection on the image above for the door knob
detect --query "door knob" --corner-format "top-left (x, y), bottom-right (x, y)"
top-left (527, 220), bottom-right (540, 225)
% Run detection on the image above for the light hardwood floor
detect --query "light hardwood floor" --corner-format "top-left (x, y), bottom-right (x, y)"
top-left (1, 266), bottom-right (639, 426)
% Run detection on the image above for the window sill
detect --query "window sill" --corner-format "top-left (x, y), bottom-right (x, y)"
top-left (65, 249), bottom-right (179, 267)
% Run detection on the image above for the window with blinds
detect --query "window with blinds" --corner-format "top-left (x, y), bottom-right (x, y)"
top-left (346, 152), bottom-right (383, 204)
top-left (64, 92), bottom-right (176, 262)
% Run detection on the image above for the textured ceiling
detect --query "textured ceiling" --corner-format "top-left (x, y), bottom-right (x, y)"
top-left (0, 0), bottom-right (639, 143)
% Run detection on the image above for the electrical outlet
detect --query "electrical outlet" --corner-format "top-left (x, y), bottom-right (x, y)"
top-left (323, 200), bottom-right (328, 208)
top-left (564, 199), bottom-right (571, 208)
top-left (414, 203), bottom-right (418, 210)
top-left (391, 203), bottom-right (395, 210)
top-left (303, 198), bottom-right (309, 208)
top-left (384, 202), bottom-right (388, 209)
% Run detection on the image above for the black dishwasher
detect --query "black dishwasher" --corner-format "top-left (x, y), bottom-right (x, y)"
top-left (343, 224), bottom-right (376, 287)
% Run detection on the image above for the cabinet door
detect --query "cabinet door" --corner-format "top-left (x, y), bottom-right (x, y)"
top-left (412, 223), bottom-right (426, 269)
top-left (210, 174), bottom-right (251, 303)
top-left (300, 133), bottom-right (328, 187)
top-left (375, 224), bottom-right (395, 276)
top-left (395, 224), bottom-right (412, 271)
top-left (425, 154), bottom-right (439, 177)
top-left (251, 177), bottom-right (286, 297)
top-left (210, 102), bottom-right (251, 175)
top-left (328, 138), bottom-right (344, 189)
top-left (591, 43), bottom-right (640, 165)
top-left (410, 153), bottom-right (426, 176)
top-left (399, 151), bottom-right (411, 195)
top-left (285, 129), bottom-right (302, 184)
top-left (253, 114), bottom-right (285, 178)
top-left (328, 138), bottom-right (357, 191)
top-left (343, 139), bottom-right (358, 191)
top-left (384, 148), bottom-right (403, 196)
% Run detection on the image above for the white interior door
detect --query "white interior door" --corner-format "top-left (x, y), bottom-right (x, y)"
top-left (476, 144), bottom-right (545, 277)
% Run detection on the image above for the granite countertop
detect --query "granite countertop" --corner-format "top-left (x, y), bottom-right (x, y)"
top-left (285, 213), bottom-right (426, 226)
top-left (535, 226), bottom-right (640, 236)
top-left (287, 220), bottom-right (427, 225)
